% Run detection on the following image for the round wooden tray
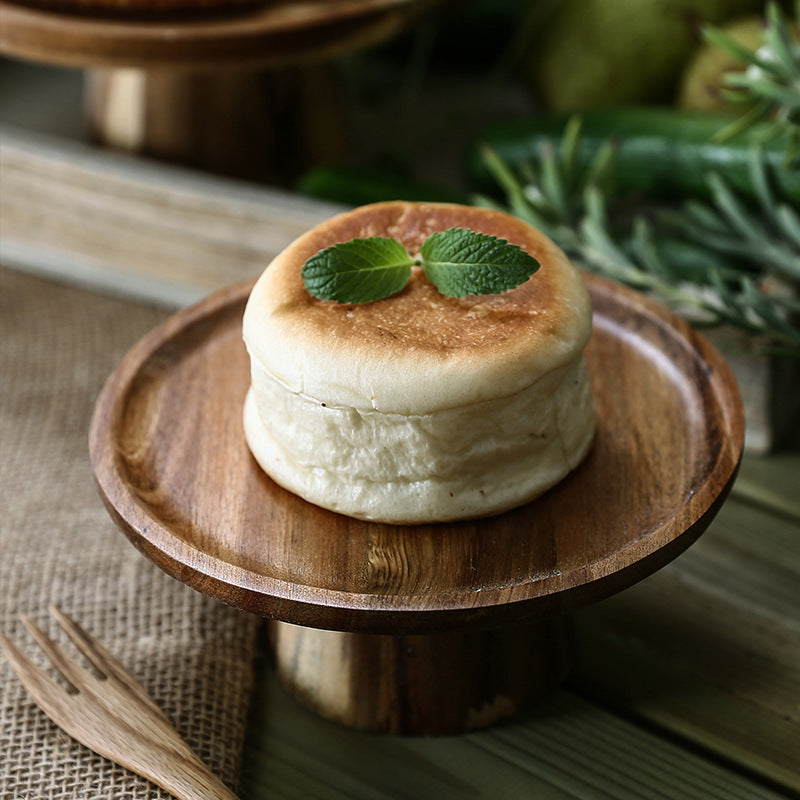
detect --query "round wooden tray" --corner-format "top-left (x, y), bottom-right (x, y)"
top-left (89, 274), bottom-right (744, 637)
top-left (0, 0), bottom-right (435, 69)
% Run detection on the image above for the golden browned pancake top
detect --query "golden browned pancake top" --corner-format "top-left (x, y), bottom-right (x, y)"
top-left (243, 202), bottom-right (592, 413)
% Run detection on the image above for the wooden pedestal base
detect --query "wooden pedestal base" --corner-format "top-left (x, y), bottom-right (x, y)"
top-left (268, 616), bottom-right (573, 736)
top-left (84, 64), bottom-right (348, 183)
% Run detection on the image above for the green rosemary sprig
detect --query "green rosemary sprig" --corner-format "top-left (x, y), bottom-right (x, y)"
top-left (703, 1), bottom-right (800, 162)
top-left (477, 116), bottom-right (615, 249)
top-left (475, 118), bottom-right (800, 355)
top-left (657, 149), bottom-right (800, 282)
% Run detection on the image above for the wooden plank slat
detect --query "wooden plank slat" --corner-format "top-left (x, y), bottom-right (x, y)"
top-left (240, 666), bottom-right (786, 800)
top-left (734, 455), bottom-right (800, 522)
top-left (0, 124), bottom-right (345, 307)
top-left (570, 497), bottom-right (800, 794)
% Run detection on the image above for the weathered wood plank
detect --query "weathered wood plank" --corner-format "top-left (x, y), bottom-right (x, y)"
top-left (734, 454), bottom-right (800, 522)
top-left (570, 496), bottom-right (800, 793)
top-left (240, 664), bottom-right (785, 800)
top-left (0, 124), bottom-right (344, 307)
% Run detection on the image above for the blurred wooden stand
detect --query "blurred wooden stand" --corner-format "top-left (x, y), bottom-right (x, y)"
top-left (84, 63), bottom-right (347, 182)
top-left (0, 0), bottom-right (442, 182)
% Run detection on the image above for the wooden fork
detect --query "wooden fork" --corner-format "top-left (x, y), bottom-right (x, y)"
top-left (0, 605), bottom-right (239, 800)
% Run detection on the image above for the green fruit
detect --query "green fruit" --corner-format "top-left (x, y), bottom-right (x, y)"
top-left (678, 15), bottom-right (772, 111)
top-left (523, 0), bottom-right (765, 110)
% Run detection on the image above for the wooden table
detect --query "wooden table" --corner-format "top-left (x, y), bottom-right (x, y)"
top-left (2, 127), bottom-right (797, 798)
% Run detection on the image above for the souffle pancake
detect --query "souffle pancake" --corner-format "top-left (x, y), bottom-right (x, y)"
top-left (242, 201), bottom-right (595, 524)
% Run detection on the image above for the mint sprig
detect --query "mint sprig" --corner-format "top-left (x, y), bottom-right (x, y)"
top-left (420, 228), bottom-right (541, 297)
top-left (301, 227), bottom-right (539, 303)
top-left (301, 237), bottom-right (413, 304)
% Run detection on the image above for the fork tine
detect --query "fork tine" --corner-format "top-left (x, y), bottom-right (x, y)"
top-left (47, 605), bottom-right (109, 677)
top-left (21, 616), bottom-right (88, 692)
top-left (0, 628), bottom-right (73, 713)
top-left (47, 605), bottom-right (171, 721)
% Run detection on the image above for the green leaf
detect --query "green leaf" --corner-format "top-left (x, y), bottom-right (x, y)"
top-left (480, 145), bottom-right (546, 227)
top-left (764, 2), bottom-right (800, 81)
top-left (301, 237), bottom-right (415, 303)
top-left (748, 146), bottom-right (776, 216)
top-left (419, 228), bottom-right (540, 297)
top-left (560, 115), bottom-right (583, 191)
top-left (776, 203), bottom-right (800, 249)
top-left (585, 138), bottom-right (617, 193)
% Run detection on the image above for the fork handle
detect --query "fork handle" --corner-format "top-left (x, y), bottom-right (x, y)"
top-left (135, 753), bottom-right (240, 800)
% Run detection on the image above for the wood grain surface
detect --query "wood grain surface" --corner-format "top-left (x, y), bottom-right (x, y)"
top-left (88, 274), bottom-right (744, 635)
top-left (569, 491), bottom-right (800, 792)
top-left (0, 125), bottom-right (344, 306)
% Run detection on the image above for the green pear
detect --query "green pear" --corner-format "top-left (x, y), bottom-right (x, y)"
top-left (677, 15), bottom-right (770, 111)
top-left (524, 0), bottom-right (765, 110)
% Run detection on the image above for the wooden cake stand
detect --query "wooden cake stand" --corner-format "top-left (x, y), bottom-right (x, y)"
top-left (89, 274), bottom-right (744, 735)
top-left (0, 0), bottom-right (443, 180)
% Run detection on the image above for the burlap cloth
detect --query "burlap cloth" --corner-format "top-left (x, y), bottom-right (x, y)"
top-left (0, 267), bottom-right (260, 799)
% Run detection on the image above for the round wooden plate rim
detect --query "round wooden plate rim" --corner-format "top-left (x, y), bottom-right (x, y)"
top-left (89, 274), bottom-right (743, 633)
top-left (0, 0), bottom-right (428, 68)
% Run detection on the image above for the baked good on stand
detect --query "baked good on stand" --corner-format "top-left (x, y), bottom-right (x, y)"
top-left (243, 201), bottom-right (596, 524)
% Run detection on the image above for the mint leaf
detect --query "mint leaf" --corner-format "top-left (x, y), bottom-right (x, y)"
top-left (300, 227), bottom-right (540, 303)
top-left (420, 228), bottom-right (540, 297)
top-left (301, 237), bottom-right (415, 303)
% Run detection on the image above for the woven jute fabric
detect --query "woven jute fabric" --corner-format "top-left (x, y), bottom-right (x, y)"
top-left (0, 267), bottom-right (259, 799)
